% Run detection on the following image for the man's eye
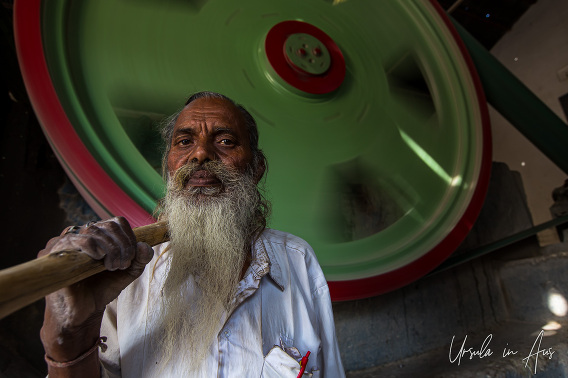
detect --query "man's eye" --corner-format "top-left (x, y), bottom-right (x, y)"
top-left (179, 139), bottom-right (191, 145)
top-left (219, 139), bottom-right (234, 146)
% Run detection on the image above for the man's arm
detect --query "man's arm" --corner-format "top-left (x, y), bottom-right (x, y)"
top-left (38, 217), bottom-right (153, 378)
top-left (313, 283), bottom-right (346, 377)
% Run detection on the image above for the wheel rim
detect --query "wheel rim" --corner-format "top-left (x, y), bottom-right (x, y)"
top-left (15, 0), bottom-right (491, 300)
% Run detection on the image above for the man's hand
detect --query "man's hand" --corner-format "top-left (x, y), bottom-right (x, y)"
top-left (38, 216), bottom-right (153, 372)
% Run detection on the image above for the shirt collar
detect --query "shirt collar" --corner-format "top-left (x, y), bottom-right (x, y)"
top-left (252, 230), bottom-right (286, 291)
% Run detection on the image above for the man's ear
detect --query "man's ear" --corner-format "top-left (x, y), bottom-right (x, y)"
top-left (254, 156), bottom-right (266, 184)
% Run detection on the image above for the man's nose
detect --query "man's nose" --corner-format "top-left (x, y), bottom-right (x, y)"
top-left (189, 141), bottom-right (215, 165)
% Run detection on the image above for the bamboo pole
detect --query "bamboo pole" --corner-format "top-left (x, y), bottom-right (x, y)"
top-left (0, 221), bottom-right (169, 320)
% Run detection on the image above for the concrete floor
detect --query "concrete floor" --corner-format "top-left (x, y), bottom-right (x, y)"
top-left (345, 244), bottom-right (568, 377)
top-left (348, 320), bottom-right (568, 378)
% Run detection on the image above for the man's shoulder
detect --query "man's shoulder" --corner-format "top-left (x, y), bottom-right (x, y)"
top-left (260, 228), bottom-right (323, 275)
top-left (261, 228), bottom-right (314, 256)
top-left (260, 228), bottom-right (328, 299)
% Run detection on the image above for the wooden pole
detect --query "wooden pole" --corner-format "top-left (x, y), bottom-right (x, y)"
top-left (0, 221), bottom-right (169, 320)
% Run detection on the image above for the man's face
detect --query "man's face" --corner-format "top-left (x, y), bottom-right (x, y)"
top-left (166, 97), bottom-right (254, 188)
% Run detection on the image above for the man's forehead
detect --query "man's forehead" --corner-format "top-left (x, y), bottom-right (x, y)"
top-left (178, 97), bottom-right (243, 124)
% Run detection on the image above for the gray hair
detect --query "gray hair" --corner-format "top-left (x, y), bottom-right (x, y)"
top-left (160, 91), bottom-right (266, 179)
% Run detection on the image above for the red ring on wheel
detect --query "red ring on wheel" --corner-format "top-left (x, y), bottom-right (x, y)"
top-left (327, 0), bottom-right (492, 301)
top-left (14, 0), bottom-right (154, 228)
top-left (265, 21), bottom-right (346, 94)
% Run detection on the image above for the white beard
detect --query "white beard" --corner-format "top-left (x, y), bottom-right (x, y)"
top-left (155, 162), bottom-right (260, 371)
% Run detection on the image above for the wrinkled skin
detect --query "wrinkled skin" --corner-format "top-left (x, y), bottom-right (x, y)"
top-left (167, 97), bottom-right (258, 179)
top-left (40, 97), bottom-right (261, 377)
top-left (39, 218), bottom-right (153, 377)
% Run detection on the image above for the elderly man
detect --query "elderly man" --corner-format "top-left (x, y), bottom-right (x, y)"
top-left (39, 92), bottom-right (345, 377)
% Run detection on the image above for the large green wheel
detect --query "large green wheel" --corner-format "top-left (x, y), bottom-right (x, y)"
top-left (16, 0), bottom-right (491, 300)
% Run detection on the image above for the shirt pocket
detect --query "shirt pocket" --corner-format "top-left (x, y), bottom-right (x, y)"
top-left (261, 346), bottom-right (313, 378)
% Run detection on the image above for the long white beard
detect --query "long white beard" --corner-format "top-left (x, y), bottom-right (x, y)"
top-left (157, 162), bottom-right (260, 370)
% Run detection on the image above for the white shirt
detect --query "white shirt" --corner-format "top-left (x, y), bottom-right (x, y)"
top-left (99, 228), bottom-right (345, 377)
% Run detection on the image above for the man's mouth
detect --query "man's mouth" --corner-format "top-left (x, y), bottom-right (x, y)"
top-left (186, 169), bottom-right (222, 187)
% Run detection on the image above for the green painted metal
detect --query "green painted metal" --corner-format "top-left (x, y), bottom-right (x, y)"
top-left (42, 3), bottom-right (163, 214)
top-left (428, 22), bottom-right (568, 276)
top-left (453, 21), bottom-right (568, 176)
top-left (41, 0), bottom-right (487, 281)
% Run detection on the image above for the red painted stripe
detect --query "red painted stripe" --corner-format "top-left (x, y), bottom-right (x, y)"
top-left (14, 0), bottom-right (154, 228)
top-left (328, 0), bottom-right (492, 301)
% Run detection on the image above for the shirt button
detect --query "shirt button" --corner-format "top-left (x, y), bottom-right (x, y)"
top-left (223, 329), bottom-right (231, 338)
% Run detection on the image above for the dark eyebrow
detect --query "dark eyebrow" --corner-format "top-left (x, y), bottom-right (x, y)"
top-left (212, 127), bottom-right (238, 138)
top-left (172, 126), bottom-right (240, 142)
top-left (172, 127), bottom-right (196, 137)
